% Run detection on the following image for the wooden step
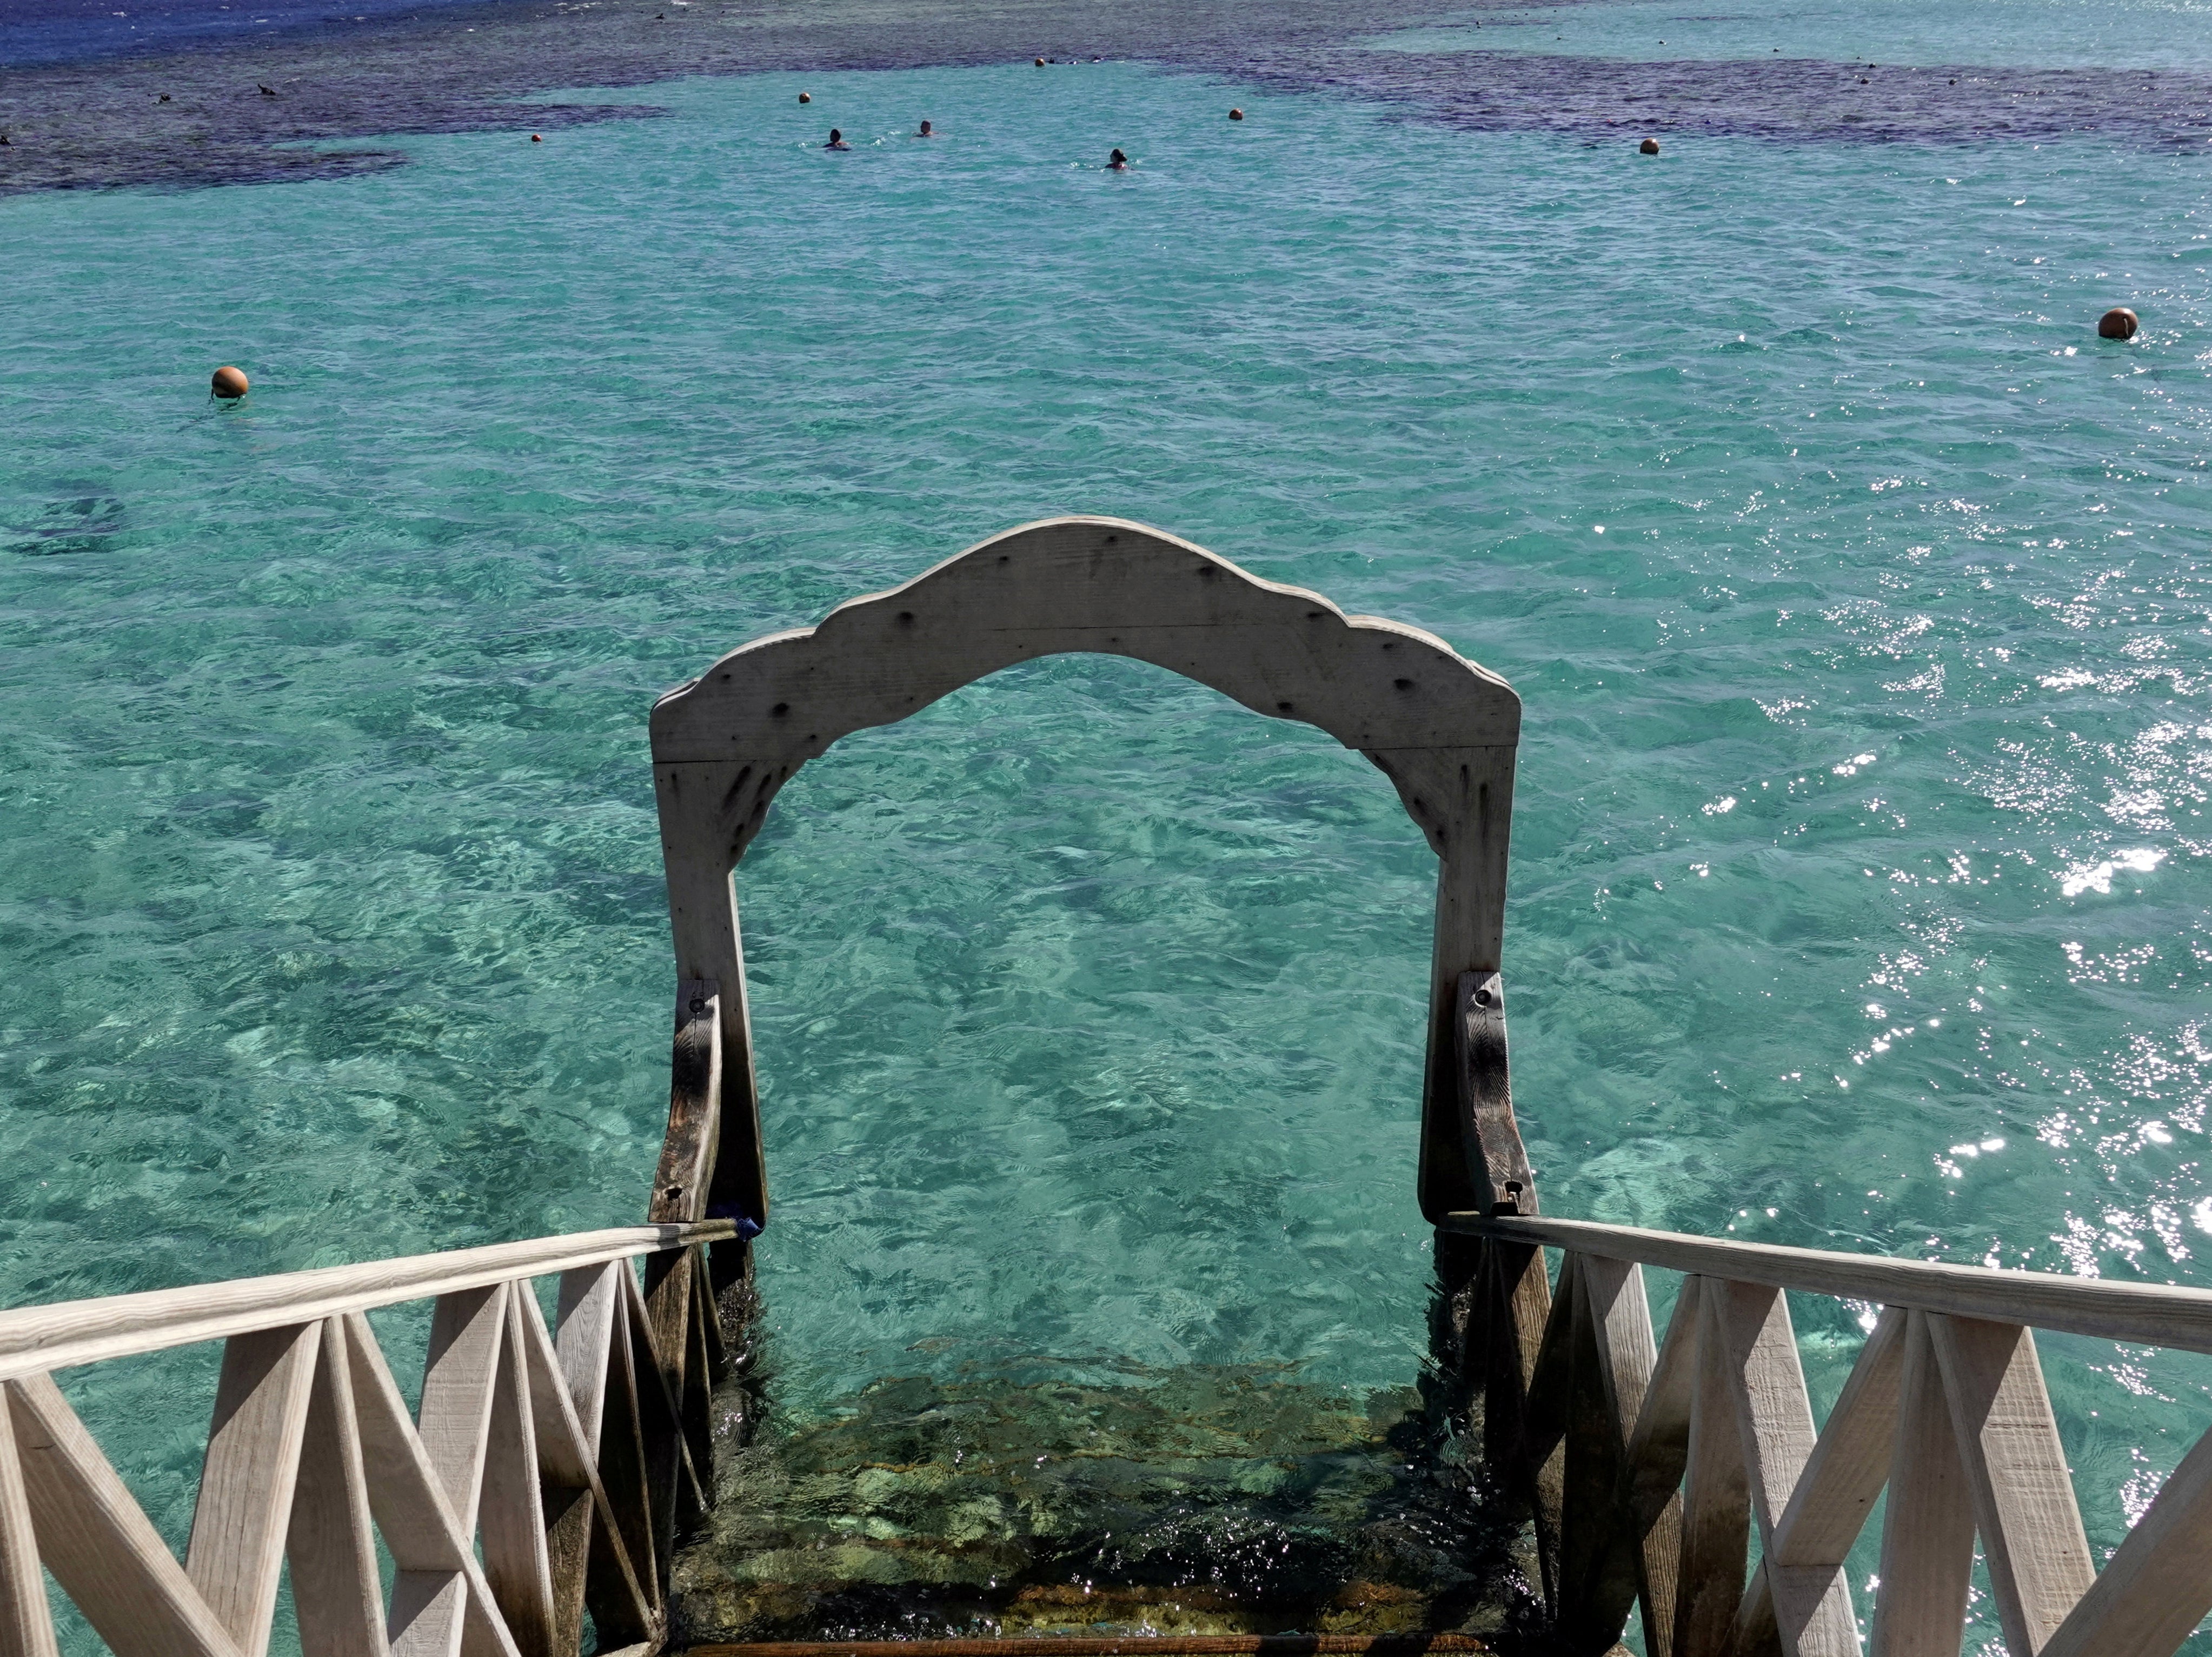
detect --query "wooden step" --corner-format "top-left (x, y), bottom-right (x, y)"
top-left (686, 1638), bottom-right (1494, 1657)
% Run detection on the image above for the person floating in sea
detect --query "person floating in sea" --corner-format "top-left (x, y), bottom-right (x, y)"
top-left (1107, 147), bottom-right (1128, 170)
top-left (916, 119), bottom-right (934, 137)
top-left (824, 128), bottom-right (850, 150)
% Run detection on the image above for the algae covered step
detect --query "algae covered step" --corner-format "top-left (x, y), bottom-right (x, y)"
top-left (670, 1363), bottom-right (1539, 1646)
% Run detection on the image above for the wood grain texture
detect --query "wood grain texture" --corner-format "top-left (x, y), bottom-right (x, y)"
top-left (185, 1321), bottom-right (321, 1655)
top-left (1770, 1306), bottom-right (1905, 1568)
top-left (2038, 1391), bottom-right (2212, 1657)
top-left (6, 1373), bottom-right (243, 1657)
top-left (340, 1314), bottom-right (524, 1657)
top-left (1450, 971), bottom-right (1536, 1219)
top-left (1707, 1280), bottom-right (1857, 1657)
top-left (0, 1393), bottom-right (59, 1657)
top-left (1451, 1216), bottom-right (2212, 1355)
top-left (1927, 1315), bottom-right (2091, 1656)
top-left (419, 1285), bottom-right (506, 1537)
top-left (287, 1317), bottom-right (389, 1657)
top-left (481, 1292), bottom-right (558, 1657)
top-left (1674, 1285), bottom-right (1751, 1657)
top-left (1622, 1275), bottom-right (1702, 1530)
top-left (1481, 1240), bottom-right (1560, 1607)
top-left (0, 1222), bottom-right (731, 1382)
top-left (649, 518), bottom-right (1523, 1228)
top-left (1581, 1256), bottom-right (1676, 1656)
top-left (1870, 1312), bottom-right (1974, 1657)
top-left (512, 1285), bottom-right (654, 1647)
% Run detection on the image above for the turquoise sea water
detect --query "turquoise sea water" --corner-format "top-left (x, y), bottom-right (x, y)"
top-left (3, 16), bottom-right (2211, 1648)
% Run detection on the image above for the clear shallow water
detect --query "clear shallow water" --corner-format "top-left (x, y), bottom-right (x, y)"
top-left (1, 23), bottom-right (2210, 1651)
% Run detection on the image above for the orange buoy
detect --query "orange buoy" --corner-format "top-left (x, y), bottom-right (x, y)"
top-left (2099, 307), bottom-right (2140, 340)
top-left (210, 365), bottom-right (249, 400)
top-left (1639, 136), bottom-right (1660, 154)
top-left (798, 90), bottom-right (811, 103)
top-left (1035, 56), bottom-right (1046, 65)
top-left (530, 132), bottom-right (542, 142)
top-left (1228, 107), bottom-right (1244, 120)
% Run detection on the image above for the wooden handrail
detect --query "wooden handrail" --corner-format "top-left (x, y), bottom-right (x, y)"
top-left (1446, 1212), bottom-right (2212, 1353)
top-left (0, 1220), bottom-right (735, 1381)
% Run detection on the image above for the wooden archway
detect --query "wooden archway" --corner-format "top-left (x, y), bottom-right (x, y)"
top-left (648, 516), bottom-right (1534, 1250)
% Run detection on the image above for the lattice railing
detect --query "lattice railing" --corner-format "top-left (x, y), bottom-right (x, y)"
top-left (0, 1218), bottom-right (735, 1657)
top-left (1444, 1212), bottom-right (2212, 1657)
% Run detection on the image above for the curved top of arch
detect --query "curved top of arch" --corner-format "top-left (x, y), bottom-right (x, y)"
top-left (650, 517), bottom-right (1520, 843)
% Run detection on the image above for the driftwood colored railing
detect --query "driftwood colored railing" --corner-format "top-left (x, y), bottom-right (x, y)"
top-left (0, 1217), bottom-right (735, 1657)
top-left (1437, 1209), bottom-right (2212, 1657)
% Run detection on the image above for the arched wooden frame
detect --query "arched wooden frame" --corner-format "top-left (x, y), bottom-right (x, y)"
top-left (648, 515), bottom-right (1534, 1240)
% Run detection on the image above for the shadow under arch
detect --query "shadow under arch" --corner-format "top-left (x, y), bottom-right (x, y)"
top-left (648, 516), bottom-right (1531, 1242)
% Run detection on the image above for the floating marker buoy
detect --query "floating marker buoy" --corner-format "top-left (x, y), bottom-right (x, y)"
top-left (1229, 107), bottom-right (1244, 120)
top-left (1640, 137), bottom-right (1660, 154)
top-left (798, 90), bottom-right (811, 103)
top-left (158, 92), bottom-right (171, 102)
top-left (531, 132), bottom-right (542, 142)
top-left (1035, 56), bottom-right (1047, 65)
top-left (211, 365), bottom-right (249, 400)
top-left (2100, 307), bottom-right (2140, 340)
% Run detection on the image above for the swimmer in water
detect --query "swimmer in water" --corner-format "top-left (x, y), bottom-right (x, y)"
top-left (1108, 147), bottom-right (1127, 169)
top-left (916, 119), bottom-right (934, 136)
top-left (824, 128), bottom-right (849, 149)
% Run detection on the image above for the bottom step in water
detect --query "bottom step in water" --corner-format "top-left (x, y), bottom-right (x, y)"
top-left (669, 1363), bottom-right (1539, 1647)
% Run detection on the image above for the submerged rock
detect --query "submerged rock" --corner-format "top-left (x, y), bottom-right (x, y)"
top-left (670, 1361), bottom-right (1539, 1646)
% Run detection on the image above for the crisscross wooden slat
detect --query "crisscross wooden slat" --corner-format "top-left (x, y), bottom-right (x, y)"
top-left (0, 1389), bottom-right (59, 1657)
top-left (186, 1322), bottom-right (321, 1656)
top-left (1869, 1310), bottom-right (1973, 1657)
top-left (287, 1316), bottom-right (388, 1657)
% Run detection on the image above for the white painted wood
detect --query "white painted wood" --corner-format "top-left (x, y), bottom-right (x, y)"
top-left (185, 1322), bottom-right (321, 1655)
top-left (649, 517), bottom-right (1525, 1227)
top-left (2040, 1398), bottom-right (2212, 1657)
top-left (287, 1317), bottom-right (389, 1657)
top-left (0, 1392), bottom-right (59, 1657)
top-left (1455, 1216), bottom-right (2212, 1355)
top-left (482, 1291), bottom-right (558, 1657)
top-left (1870, 1311), bottom-right (1974, 1657)
top-left (1708, 1281), bottom-right (1857, 1657)
top-left (1927, 1315), bottom-right (2092, 1656)
top-left (0, 1222), bottom-right (731, 1381)
top-left (5, 1374), bottom-right (243, 1657)
top-left (339, 1314), bottom-right (524, 1657)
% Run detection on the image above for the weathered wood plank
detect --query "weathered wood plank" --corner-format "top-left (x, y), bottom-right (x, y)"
top-left (287, 1317), bottom-right (388, 1657)
top-left (1450, 970), bottom-right (1537, 1220)
top-left (6, 1373), bottom-right (243, 1657)
top-left (1483, 1239), bottom-right (1562, 1607)
top-left (482, 1292), bottom-right (558, 1657)
top-left (0, 1224), bottom-right (732, 1383)
top-left (512, 1282), bottom-right (655, 1647)
top-left (1770, 1307), bottom-right (1904, 1571)
top-left (1573, 1255), bottom-right (1675, 1655)
top-left (1927, 1315), bottom-right (2091, 1656)
top-left (1708, 1280), bottom-right (1857, 1657)
top-left (1674, 1282), bottom-right (1751, 1657)
top-left (1870, 1311), bottom-right (1974, 1657)
top-left (418, 1285), bottom-right (507, 1536)
top-left (1452, 1216), bottom-right (2212, 1357)
top-left (0, 1389), bottom-right (59, 1657)
top-left (595, 1272), bottom-right (661, 1615)
top-left (185, 1321), bottom-right (321, 1655)
top-left (648, 519), bottom-right (1523, 1229)
top-left (2038, 1405), bottom-right (2212, 1657)
top-left (340, 1313), bottom-right (524, 1657)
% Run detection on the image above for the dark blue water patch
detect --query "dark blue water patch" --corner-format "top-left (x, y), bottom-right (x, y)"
top-left (6, 493), bottom-right (126, 555)
top-left (0, 0), bottom-right (488, 70)
top-left (2, 0), bottom-right (2209, 195)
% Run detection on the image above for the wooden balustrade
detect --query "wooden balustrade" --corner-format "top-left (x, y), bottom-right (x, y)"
top-left (1440, 1210), bottom-right (2212, 1657)
top-left (0, 1217), bottom-right (735, 1657)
